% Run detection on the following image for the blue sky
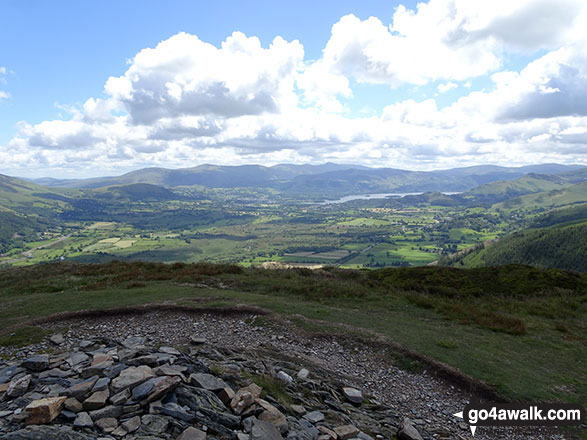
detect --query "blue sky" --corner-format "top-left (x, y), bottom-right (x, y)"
top-left (0, 0), bottom-right (418, 141)
top-left (1, 0), bottom-right (586, 177)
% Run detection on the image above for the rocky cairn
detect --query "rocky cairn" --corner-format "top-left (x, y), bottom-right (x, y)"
top-left (0, 335), bottom-right (424, 440)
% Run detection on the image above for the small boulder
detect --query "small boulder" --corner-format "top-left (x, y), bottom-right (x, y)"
top-left (159, 346), bottom-right (181, 355)
top-left (111, 365), bottom-right (154, 393)
top-left (49, 333), bottom-right (64, 345)
top-left (95, 416), bottom-right (118, 433)
top-left (398, 418), bottom-right (424, 440)
top-left (342, 387), bottom-right (363, 404)
top-left (6, 374), bottom-right (31, 398)
top-left (73, 411), bottom-right (93, 429)
top-left (109, 388), bottom-right (131, 405)
top-left (257, 398), bottom-right (288, 434)
top-left (251, 419), bottom-right (283, 440)
top-left (189, 372), bottom-right (227, 391)
top-left (22, 355), bottom-right (49, 372)
top-left (334, 425), bottom-right (359, 440)
top-left (231, 383), bottom-right (262, 414)
top-left (64, 397), bottom-right (83, 413)
top-left (83, 389), bottom-right (110, 411)
top-left (25, 396), bottom-right (67, 425)
top-left (121, 415), bottom-right (141, 433)
top-left (177, 426), bottom-right (207, 440)
top-left (303, 410), bottom-right (325, 424)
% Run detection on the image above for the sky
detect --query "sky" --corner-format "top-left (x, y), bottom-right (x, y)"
top-left (1, 0), bottom-right (587, 178)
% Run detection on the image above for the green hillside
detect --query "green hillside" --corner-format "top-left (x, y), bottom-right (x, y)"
top-left (447, 221), bottom-right (587, 272)
top-left (463, 173), bottom-right (568, 205)
top-left (494, 181), bottom-right (587, 211)
top-left (92, 183), bottom-right (179, 201)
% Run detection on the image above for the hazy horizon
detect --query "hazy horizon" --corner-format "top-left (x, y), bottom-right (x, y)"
top-left (5, 161), bottom-right (584, 181)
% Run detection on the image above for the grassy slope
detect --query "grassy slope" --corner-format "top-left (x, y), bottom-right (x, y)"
top-left (494, 181), bottom-right (587, 211)
top-left (0, 262), bottom-right (585, 405)
top-left (465, 173), bottom-right (567, 200)
top-left (454, 221), bottom-right (587, 272)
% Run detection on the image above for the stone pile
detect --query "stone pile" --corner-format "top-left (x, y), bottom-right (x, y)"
top-left (0, 335), bottom-right (424, 440)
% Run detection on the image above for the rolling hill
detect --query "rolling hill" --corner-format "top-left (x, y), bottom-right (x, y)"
top-left (28, 163), bottom-right (586, 196)
top-left (494, 181), bottom-right (587, 211)
top-left (446, 220), bottom-right (587, 272)
top-left (462, 173), bottom-right (569, 205)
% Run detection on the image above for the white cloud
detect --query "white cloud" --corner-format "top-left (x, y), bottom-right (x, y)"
top-left (0, 67), bottom-right (9, 101)
top-left (314, 0), bottom-right (585, 89)
top-left (105, 31), bottom-right (304, 124)
top-left (438, 82), bottom-right (459, 93)
top-left (2, 1), bottom-right (587, 178)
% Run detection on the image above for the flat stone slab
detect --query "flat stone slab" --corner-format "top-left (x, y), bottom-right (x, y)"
top-left (342, 387), bottom-right (363, 404)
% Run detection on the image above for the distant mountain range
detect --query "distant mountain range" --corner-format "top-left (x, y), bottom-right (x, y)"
top-left (26, 163), bottom-right (585, 196)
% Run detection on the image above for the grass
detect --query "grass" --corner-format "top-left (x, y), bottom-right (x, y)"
top-left (244, 373), bottom-right (293, 406)
top-left (0, 262), bottom-right (585, 406)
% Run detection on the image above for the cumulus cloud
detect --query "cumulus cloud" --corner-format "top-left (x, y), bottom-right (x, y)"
top-left (105, 32), bottom-right (304, 124)
top-left (2, 0), bottom-right (587, 177)
top-left (314, 0), bottom-right (585, 89)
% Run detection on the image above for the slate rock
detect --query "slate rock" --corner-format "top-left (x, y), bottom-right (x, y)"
top-left (65, 352), bottom-right (89, 368)
top-left (65, 376), bottom-right (99, 400)
top-left (121, 415), bottom-right (141, 433)
top-left (7, 375), bottom-right (31, 398)
top-left (111, 366), bottom-right (154, 393)
top-left (342, 388), bottom-right (363, 404)
top-left (21, 355), bottom-right (49, 372)
top-left (109, 388), bottom-right (130, 405)
top-left (251, 419), bottom-right (283, 440)
top-left (83, 389), bottom-right (109, 411)
top-left (91, 377), bottom-right (110, 392)
top-left (88, 405), bottom-right (123, 421)
top-left (1, 425), bottom-right (91, 439)
top-left (333, 426), bottom-right (359, 440)
top-left (258, 399), bottom-right (288, 434)
top-left (303, 411), bottom-right (325, 424)
top-left (24, 396), bottom-right (67, 425)
top-left (153, 402), bottom-right (194, 422)
top-left (317, 426), bottom-right (337, 440)
top-left (290, 405), bottom-right (306, 416)
top-left (159, 347), bottom-right (181, 356)
top-left (64, 397), bottom-right (83, 413)
top-left (131, 377), bottom-right (162, 401)
top-left (189, 373), bottom-right (227, 392)
top-left (73, 412), bottom-right (93, 429)
top-left (398, 418), bottom-right (424, 440)
top-left (177, 426), bottom-right (207, 440)
top-left (137, 414), bottom-right (170, 436)
top-left (49, 334), bottom-right (64, 345)
top-left (144, 375), bottom-right (181, 403)
top-left (95, 417), bottom-right (118, 432)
